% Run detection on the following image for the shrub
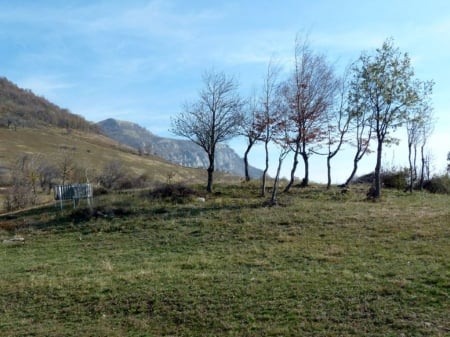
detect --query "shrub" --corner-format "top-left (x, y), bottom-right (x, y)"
top-left (3, 183), bottom-right (37, 212)
top-left (423, 175), bottom-right (450, 194)
top-left (382, 169), bottom-right (408, 190)
top-left (70, 204), bottom-right (134, 223)
top-left (353, 169), bottom-right (409, 190)
top-left (146, 183), bottom-right (198, 203)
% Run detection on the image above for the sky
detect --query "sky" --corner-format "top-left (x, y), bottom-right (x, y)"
top-left (1, 0), bottom-right (449, 183)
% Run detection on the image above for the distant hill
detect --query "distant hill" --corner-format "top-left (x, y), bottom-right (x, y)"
top-left (98, 118), bottom-right (264, 178)
top-left (0, 78), bottom-right (239, 194)
top-left (0, 77), bottom-right (97, 132)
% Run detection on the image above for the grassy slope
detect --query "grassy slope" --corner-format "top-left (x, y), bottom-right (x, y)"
top-left (0, 185), bottom-right (449, 336)
top-left (0, 127), bottom-right (237, 188)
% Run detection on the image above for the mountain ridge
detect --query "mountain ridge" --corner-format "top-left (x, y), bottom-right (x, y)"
top-left (0, 77), bottom-right (239, 192)
top-left (0, 77), bottom-right (97, 132)
top-left (97, 118), bottom-right (263, 178)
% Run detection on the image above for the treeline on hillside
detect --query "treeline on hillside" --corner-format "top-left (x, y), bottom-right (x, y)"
top-left (0, 77), bottom-right (98, 132)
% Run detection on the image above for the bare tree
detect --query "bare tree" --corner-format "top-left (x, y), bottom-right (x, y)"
top-left (343, 87), bottom-right (374, 186)
top-left (171, 70), bottom-right (244, 193)
top-left (57, 147), bottom-right (76, 186)
top-left (240, 94), bottom-right (263, 182)
top-left (282, 36), bottom-right (337, 191)
top-left (321, 69), bottom-right (352, 189)
top-left (258, 60), bottom-right (283, 196)
top-left (98, 159), bottom-right (127, 190)
top-left (269, 114), bottom-right (291, 206)
top-left (4, 154), bottom-right (41, 211)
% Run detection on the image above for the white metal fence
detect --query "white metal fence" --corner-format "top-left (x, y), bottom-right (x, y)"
top-left (54, 184), bottom-right (93, 209)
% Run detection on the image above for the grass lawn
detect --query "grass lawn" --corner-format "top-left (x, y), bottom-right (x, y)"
top-left (1, 184), bottom-right (449, 336)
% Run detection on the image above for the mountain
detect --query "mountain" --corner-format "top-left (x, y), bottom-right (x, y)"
top-left (0, 77), bottom-right (97, 132)
top-left (97, 118), bottom-right (263, 178)
top-left (0, 78), bottom-right (239, 192)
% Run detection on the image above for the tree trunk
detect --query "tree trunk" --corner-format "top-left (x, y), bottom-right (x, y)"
top-left (206, 153), bottom-right (214, 193)
top-left (407, 141), bottom-right (413, 193)
top-left (326, 156), bottom-right (332, 189)
top-left (270, 153), bottom-right (284, 206)
top-left (373, 139), bottom-right (383, 198)
top-left (284, 142), bottom-right (300, 192)
top-left (261, 140), bottom-right (270, 197)
top-left (243, 139), bottom-right (255, 182)
top-left (417, 144), bottom-right (425, 190)
top-left (300, 151), bottom-right (309, 187)
top-left (344, 152), bottom-right (361, 186)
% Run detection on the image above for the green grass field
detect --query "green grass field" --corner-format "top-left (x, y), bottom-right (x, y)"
top-left (1, 184), bottom-right (449, 336)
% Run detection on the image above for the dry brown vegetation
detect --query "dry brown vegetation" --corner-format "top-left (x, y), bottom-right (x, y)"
top-left (0, 126), bottom-right (240, 212)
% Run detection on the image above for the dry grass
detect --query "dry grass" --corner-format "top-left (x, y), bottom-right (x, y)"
top-left (0, 127), bottom-right (241, 209)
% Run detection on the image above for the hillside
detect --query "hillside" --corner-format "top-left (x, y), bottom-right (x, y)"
top-left (0, 126), bottom-right (233, 188)
top-left (0, 77), bottom-right (97, 132)
top-left (0, 79), bottom-right (240, 203)
top-left (98, 118), bottom-right (264, 178)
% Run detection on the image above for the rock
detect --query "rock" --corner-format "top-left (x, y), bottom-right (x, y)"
top-left (2, 236), bottom-right (25, 245)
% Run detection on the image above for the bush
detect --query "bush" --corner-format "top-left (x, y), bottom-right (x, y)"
top-left (70, 204), bottom-right (134, 223)
top-left (146, 183), bottom-right (198, 203)
top-left (353, 169), bottom-right (409, 190)
top-left (3, 184), bottom-right (36, 212)
top-left (97, 160), bottom-right (148, 191)
top-left (382, 169), bottom-right (408, 190)
top-left (423, 175), bottom-right (450, 194)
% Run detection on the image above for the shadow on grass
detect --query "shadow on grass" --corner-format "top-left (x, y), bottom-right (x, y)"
top-left (1, 197), bottom-right (265, 233)
top-left (1, 183), bottom-right (372, 233)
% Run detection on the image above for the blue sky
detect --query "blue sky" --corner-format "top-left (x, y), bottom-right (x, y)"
top-left (1, 0), bottom-right (449, 182)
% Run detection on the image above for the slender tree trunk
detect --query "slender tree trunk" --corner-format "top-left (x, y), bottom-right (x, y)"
top-left (407, 141), bottom-right (414, 193)
top-left (206, 153), bottom-right (214, 193)
top-left (326, 156), bottom-right (332, 189)
top-left (413, 144), bottom-right (417, 183)
top-left (300, 151), bottom-right (309, 187)
top-left (261, 139), bottom-right (270, 197)
top-left (344, 151), bottom-right (361, 186)
top-left (270, 153), bottom-right (284, 206)
top-left (243, 139), bottom-right (255, 182)
top-left (373, 139), bottom-right (383, 198)
top-left (418, 144), bottom-right (426, 190)
top-left (284, 141), bottom-right (300, 192)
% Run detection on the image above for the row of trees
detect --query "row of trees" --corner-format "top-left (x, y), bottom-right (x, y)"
top-left (172, 37), bottom-right (435, 201)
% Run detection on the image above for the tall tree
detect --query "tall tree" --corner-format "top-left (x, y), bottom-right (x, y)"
top-left (349, 39), bottom-right (420, 198)
top-left (240, 94), bottom-right (263, 182)
top-left (343, 78), bottom-right (374, 186)
top-left (269, 112), bottom-right (291, 206)
top-left (57, 147), bottom-right (76, 186)
top-left (171, 70), bottom-right (244, 193)
top-left (405, 80), bottom-right (434, 192)
top-left (258, 60), bottom-right (282, 196)
top-left (322, 70), bottom-right (351, 189)
top-left (417, 83), bottom-right (434, 190)
top-left (282, 37), bottom-right (337, 191)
